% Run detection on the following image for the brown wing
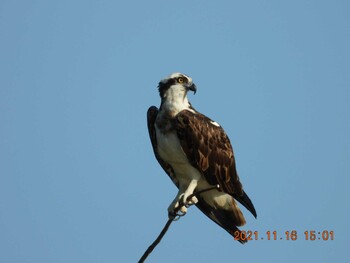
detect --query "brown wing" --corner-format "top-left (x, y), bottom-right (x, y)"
top-left (175, 109), bottom-right (257, 218)
top-left (147, 106), bottom-right (178, 187)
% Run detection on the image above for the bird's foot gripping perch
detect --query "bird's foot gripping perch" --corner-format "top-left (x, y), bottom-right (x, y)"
top-left (168, 193), bottom-right (198, 220)
top-left (167, 185), bottom-right (220, 220)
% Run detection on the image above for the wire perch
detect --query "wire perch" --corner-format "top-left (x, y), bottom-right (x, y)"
top-left (138, 185), bottom-right (220, 263)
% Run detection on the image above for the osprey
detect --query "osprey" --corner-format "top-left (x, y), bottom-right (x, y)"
top-left (147, 73), bottom-right (257, 243)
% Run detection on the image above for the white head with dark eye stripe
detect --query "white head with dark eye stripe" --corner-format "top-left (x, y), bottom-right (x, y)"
top-left (158, 72), bottom-right (197, 114)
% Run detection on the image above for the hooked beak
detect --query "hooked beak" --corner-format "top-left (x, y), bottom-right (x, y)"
top-left (187, 83), bottom-right (197, 94)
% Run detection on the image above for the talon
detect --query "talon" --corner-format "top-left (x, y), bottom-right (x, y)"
top-left (179, 205), bottom-right (187, 214)
top-left (168, 208), bottom-right (187, 220)
top-left (187, 196), bottom-right (198, 205)
top-left (173, 211), bottom-right (186, 221)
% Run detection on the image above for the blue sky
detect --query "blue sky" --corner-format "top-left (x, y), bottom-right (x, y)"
top-left (1, 0), bottom-right (349, 262)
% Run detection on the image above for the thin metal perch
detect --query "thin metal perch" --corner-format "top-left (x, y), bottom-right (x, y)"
top-left (138, 185), bottom-right (219, 263)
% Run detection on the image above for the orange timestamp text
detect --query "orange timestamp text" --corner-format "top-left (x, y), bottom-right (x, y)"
top-left (234, 230), bottom-right (334, 241)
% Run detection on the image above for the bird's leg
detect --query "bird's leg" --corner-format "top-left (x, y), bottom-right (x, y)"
top-left (168, 179), bottom-right (198, 218)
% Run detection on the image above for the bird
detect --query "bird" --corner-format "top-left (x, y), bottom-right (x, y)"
top-left (147, 72), bottom-right (257, 243)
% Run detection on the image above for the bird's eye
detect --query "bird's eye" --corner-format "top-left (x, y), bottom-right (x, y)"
top-left (177, 77), bottom-right (184, 84)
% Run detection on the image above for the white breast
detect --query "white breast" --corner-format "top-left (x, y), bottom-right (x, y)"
top-left (156, 130), bottom-right (188, 164)
top-left (155, 128), bottom-right (201, 184)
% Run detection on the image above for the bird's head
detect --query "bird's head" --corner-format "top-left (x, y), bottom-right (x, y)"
top-left (158, 72), bottom-right (197, 100)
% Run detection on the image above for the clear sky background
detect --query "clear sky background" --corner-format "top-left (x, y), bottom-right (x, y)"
top-left (1, 1), bottom-right (349, 262)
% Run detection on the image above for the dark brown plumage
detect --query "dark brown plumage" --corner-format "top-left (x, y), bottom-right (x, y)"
top-left (175, 110), bottom-right (257, 219)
